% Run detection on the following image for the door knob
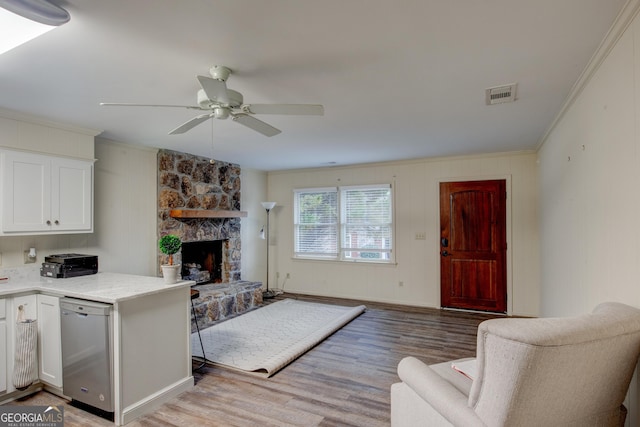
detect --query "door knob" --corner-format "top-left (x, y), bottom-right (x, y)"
top-left (441, 250), bottom-right (450, 257)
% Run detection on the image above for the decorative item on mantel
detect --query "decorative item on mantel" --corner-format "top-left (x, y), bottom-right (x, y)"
top-left (261, 201), bottom-right (277, 299)
top-left (159, 234), bottom-right (182, 284)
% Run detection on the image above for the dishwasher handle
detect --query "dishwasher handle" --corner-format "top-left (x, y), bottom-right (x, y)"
top-left (62, 310), bottom-right (88, 318)
top-left (60, 298), bottom-right (111, 316)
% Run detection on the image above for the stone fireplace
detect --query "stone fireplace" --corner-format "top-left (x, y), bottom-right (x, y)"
top-left (157, 149), bottom-right (262, 329)
top-left (157, 149), bottom-right (242, 280)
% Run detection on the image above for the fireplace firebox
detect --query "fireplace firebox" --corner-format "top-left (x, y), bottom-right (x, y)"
top-left (181, 240), bottom-right (225, 284)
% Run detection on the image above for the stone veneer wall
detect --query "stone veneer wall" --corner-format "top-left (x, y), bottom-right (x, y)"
top-left (157, 149), bottom-right (242, 281)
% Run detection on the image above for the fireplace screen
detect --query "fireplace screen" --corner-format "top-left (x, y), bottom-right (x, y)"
top-left (181, 240), bottom-right (225, 284)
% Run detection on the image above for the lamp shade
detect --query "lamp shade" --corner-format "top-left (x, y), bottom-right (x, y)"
top-left (261, 201), bottom-right (276, 210)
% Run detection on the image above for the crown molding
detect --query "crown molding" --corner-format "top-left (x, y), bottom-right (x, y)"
top-left (0, 107), bottom-right (102, 137)
top-left (536, 0), bottom-right (640, 151)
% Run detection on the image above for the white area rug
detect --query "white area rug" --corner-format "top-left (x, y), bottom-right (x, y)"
top-left (191, 298), bottom-right (366, 377)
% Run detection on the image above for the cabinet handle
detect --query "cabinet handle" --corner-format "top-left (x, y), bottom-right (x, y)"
top-left (54, 220), bottom-right (59, 225)
top-left (46, 220), bottom-right (51, 226)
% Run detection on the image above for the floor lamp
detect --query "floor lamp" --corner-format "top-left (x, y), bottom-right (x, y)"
top-left (261, 201), bottom-right (276, 299)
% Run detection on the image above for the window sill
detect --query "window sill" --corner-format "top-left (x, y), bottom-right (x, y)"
top-left (292, 256), bottom-right (397, 267)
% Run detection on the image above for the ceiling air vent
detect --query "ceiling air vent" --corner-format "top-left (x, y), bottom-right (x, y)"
top-left (485, 83), bottom-right (517, 105)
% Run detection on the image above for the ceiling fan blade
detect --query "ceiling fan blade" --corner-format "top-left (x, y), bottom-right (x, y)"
top-left (197, 75), bottom-right (229, 105)
top-left (168, 114), bottom-right (213, 135)
top-left (232, 113), bottom-right (281, 137)
top-left (242, 104), bottom-right (324, 116)
top-left (100, 102), bottom-right (202, 110)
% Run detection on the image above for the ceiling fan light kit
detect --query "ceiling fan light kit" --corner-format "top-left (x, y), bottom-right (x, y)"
top-left (101, 65), bottom-right (324, 137)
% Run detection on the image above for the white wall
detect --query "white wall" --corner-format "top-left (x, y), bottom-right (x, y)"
top-left (539, 5), bottom-right (640, 316)
top-left (267, 152), bottom-right (539, 316)
top-left (240, 168), bottom-right (269, 284)
top-left (538, 3), bottom-right (640, 424)
top-left (86, 138), bottom-right (159, 275)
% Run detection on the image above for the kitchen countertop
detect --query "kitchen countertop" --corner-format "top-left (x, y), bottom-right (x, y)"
top-left (0, 270), bottom-right (194, 303)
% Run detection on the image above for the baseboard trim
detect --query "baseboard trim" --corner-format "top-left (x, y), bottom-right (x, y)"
top-left (120, 376), bottom-right (194, 425)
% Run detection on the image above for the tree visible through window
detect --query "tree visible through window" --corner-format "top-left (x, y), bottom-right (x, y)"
top-left (294, 184), bottom-right (393, 263)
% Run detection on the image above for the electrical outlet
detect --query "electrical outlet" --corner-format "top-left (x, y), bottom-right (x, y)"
top-left (414, 232), bottom-right (426, 240)
top-left (24, 250), bottom-right (36, 264)
top-left (399, 281), bottom-right (404, 287)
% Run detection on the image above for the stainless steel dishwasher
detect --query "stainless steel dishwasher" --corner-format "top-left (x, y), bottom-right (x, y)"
top-left (60, 298), bottom-right (114, 413)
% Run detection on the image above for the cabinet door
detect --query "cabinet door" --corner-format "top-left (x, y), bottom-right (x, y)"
top-left (6, 295), bottom-right (38, 394)
top-left (1, 150), bottom-right (51, 232)
top-left (12, 294), bottom-right (37, 320)
top-left (0, 150), bottom-right (94, 235)
top-left (0, 319), bottom-right (6, 394)
top-left (37, 295), bottom-right (62, 387)
top-left (0, 299), bottom-right (6, 394)
top-left (51, 158), bottom-right (93, 232)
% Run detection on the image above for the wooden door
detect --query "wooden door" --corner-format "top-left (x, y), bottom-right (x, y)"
top-left (440, 180), bottom-right (507, 313)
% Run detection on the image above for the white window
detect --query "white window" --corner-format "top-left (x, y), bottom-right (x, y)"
top-left (294, 187), bottom-right (338, 259)
top-left (294, 184), bottom-right (393, 263)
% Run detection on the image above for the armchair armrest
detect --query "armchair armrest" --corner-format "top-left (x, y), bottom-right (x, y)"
top-left (397, 357), bottom-right (486, 427)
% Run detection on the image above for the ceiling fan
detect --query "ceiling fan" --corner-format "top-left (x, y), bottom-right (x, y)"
top-left (100, 65), bottom-right (324, 137)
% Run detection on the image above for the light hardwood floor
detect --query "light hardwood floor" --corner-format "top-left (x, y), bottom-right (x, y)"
top-left (10, 293), bottom-right (499, 426)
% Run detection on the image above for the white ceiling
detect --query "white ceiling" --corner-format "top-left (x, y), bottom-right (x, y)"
top-left (0, 0), bottom-right (628, 171)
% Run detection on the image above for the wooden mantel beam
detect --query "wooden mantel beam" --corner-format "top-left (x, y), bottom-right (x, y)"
top-left (169, 209), bottom-right (248, 219)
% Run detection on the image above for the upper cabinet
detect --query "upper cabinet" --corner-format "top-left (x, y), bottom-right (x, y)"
top-left (0, 110), bottom-right (99, 236)
top-left (0, 149), bottom-right (94, 235)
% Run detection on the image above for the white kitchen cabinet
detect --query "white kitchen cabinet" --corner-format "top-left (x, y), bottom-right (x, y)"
top-left (0, 149), bottom-right (93, 235)
top-left (37, 294), bottom-right (62, 388)
top-left (0, 299), bottom-right (6, 394)
top-left (6, 294), bottom-right (37, 394)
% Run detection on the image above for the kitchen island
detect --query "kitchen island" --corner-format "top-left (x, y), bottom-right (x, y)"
top-left (0, 271), bottom-right (195, 426)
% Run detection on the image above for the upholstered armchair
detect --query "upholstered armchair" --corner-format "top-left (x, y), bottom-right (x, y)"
top-left (391, 302), bottom-right (640, 426)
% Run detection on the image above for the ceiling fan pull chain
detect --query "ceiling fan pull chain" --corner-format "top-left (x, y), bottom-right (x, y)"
top-left (210, 119), bottom-right (215, 164)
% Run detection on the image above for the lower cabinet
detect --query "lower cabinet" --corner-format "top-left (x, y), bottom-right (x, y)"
top-left (0, 299), bottom-right (6, 394)
top-left (5, 294), bottom-right (37, 395)
top-left (0, 293), bottom-right (62, 397)
top-left (37, 294), bottom-right (62, 388)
